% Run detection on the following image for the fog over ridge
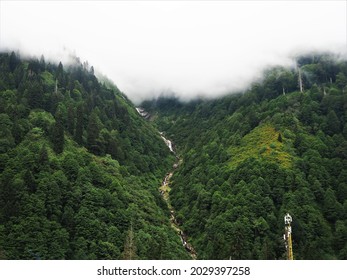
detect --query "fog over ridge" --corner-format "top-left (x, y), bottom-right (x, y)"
top-left (1, 1), bottom-right (346, 104)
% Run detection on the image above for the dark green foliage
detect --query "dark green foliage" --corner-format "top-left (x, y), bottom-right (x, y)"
top-left (325, 110), bottom-right (341, 136)
top-left (9, 51), bottom-right (19, 72)
top-left (67, 105), bottom-right (75, 135)
top-left (277, 133), bottom-right (283, 143)
top-left (87, 109), bottom-right (101, 154)
top-left (74, 103), bottom-right (84, 145)
top-left (27, 80), bottom-right (44, 109)
top-left (0, 52), bottom-right (188, 260)
top-left (1, 50), bottom-right (345, 260)
top-left (0, 113), bottom-right (15, 153)
top-left (51, 121), bottom-right (64, 154)
top-left (142, 53), bottom-right (347, 260)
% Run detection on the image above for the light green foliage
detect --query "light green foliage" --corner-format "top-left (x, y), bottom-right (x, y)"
top-left (229, 123), bottom-right (293, 169)
top-left (28, 110), bottom-right (55, 133)
top-left (40, 71), bottom-right (55, 90)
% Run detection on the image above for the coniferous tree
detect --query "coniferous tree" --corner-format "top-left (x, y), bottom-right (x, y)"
top-left (0, 113), bottom-right (15, 153)
top-left (325, 110), bottom-right (341, 136)
top-left (27, 80), bottom-right (44, 109)
top-left (107, 138), bottom-right (118, 159)
top-left (67, 106), bottom-right (75, 135)
top-left (51, 121), bottom-right (64, 154)
top-left (74, 104), bottom-right (84, 145)
top-left (23, 169), bottom-right (36, 193)
top-left (277, 133), bottom-right (283, 143)
top-left (56, 62), bottom-right (64, 85)
top-left (87, 110), bottom-right (101, 154)
top-left (9, 51), bottom-right (19, 72)
top-left (39, 55), bottom-right (45, 71)
top-left (38, 144), bottom-right (49, 166)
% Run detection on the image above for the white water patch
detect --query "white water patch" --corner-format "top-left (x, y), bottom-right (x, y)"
top-left (135, 107), bottom-right (150, 118)
top-left (134, 107), bottom-right (174, 153)
top-left (160, 132), bottom-right (174, 153)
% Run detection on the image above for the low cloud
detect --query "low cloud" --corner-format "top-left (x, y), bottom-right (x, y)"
top-left (1, 1), bottom-right (346, 104)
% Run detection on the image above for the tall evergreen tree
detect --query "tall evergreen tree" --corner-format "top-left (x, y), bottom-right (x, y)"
top-left (9, 51), bottom-right (19, 72)
top-left (39, 55), bottom-right (45, 70)
top-left (325, 110), bottom-right (341, 136)
top-left (87, 110), bottom-right (101, 153)
top-left (56, 61), bottom-right (64, 87)
top-left (23, 169), bottom-right (36, 193)
top-left (74, 104), bottom-right (84, 145)
top-left (277, 133), bottom-right (283, 143)
top-left (27, 80), bottom-right (44, 109)
top-left (51, 121), bottom-right (64, 154)
top-left (67, 106), bottom-right (75, 135)
top-left (38, 144), bottom-right (49, 166)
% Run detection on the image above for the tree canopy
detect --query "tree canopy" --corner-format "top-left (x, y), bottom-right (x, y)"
top-left (142, 52), bottom-right (347, 259)
top-left (0, 51), bottom-right (189, 260)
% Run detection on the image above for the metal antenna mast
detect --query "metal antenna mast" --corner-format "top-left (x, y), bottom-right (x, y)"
top-left (284, 213), bottom-right (293, 260)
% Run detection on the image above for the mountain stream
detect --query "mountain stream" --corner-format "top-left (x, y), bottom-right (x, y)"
top-left (159, 134), bottom-right (197, 260)
top-left (135, 107), bottom-right (197, 259)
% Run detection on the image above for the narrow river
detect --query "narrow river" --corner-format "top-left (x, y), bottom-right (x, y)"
top-left (159, 135), bottom-right (197, 260)
top-left (135, 108), bottom-right (197, 259)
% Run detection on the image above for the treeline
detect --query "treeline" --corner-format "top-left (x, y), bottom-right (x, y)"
top-left (142, 53), bottom-right (347, 259)
top-left (0, 52), bottom-right (189, 259)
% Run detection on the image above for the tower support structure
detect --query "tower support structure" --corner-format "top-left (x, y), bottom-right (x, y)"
top-left (284, 213), bottom-right (293, 260)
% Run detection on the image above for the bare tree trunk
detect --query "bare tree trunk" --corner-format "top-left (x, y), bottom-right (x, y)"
top-left (298, 68), bottom-right (304, 93)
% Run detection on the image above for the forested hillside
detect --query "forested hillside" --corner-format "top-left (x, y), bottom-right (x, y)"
top-left (142, 53), bottom-right (347, 259)
top-left (1, 51), bottom-right (346, 260)
top-left (0, 52), bottom-right (190, 259)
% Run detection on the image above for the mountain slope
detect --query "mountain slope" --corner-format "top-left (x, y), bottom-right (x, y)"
top-left (0, 52), bottom-right (190, 259)
top-left (142, 53), bottom-right (347, 259)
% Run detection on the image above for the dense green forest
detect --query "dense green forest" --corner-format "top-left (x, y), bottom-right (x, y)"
top-left (1, 51), bottom-right (346, 260)
top-left (142, 53), bottom-right (347, 259)
top-left (0, 51), bottom-right (190, 259)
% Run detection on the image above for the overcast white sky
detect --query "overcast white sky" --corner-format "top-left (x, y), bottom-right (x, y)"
top-left (1, 1), bottom-right (346, 103)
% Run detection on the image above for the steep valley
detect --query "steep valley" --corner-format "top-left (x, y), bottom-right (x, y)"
top-left (0, 51), bottom-right (346, 260)
top-left (141, 53), bottom-right (347, 259)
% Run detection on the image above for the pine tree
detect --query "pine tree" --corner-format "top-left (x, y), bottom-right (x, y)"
top-left (56, 62), bottom-right (64, 85)
top-left (67, 106), bottom-right (75, 135)
top-left (51, 121), bottom-right (64, 154)
top-left (325, 110), bottom-right (341, 136)
top-left (277, 133), bottom-right (283, 143)
top-left (9, 51), bottom-right (18, 72)
top-left (39, 55), bottom-right (46, 71)
top-left (324, 188), bottom-right (341, 222)
top-left (107, 138), bottom-right (118, 159)
top-left (27, 80), bottom-right (44, 109)
top-left (87, 110), bottom-right (101, 153)
top-left (74, 104), bottom-right (84, 145)
top-left (38, 144), bottom-right (49, 166)
top-left (23, 169), bottom-right (36, 193)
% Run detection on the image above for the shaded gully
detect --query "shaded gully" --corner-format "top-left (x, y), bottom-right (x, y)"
top-left (135, 107), bottom-right (197, 259)
top-left (159, 134), bottom-right (197, 260)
